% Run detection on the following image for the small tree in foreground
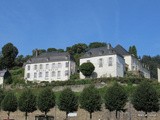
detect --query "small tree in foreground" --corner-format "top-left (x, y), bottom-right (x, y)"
top-left (79, 85), bottom-right (102, 120)
top-left (132, 81), bottom-right (159, 120)
top-left (58, 88), bottom-right (78, 119)
top-left (0, 89), bottom-right (5, 110)
top-left (18, 89), bottom-right (36, 120)
top-left (37, 87), bottom-right (55, 117)
top-left (1, 91), bottom-right (17, 119)
top-left (79, 62), bottom-right (95, 78)
top-left (104, 82), bottom-right (128, 120)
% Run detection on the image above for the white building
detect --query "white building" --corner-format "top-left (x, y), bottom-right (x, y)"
top-left (24, 52), bottom-right (76, 82)
top-left (158, 66), bottom-right (160, 83)
top-left (114, 45), bottom-right (150, 78)
top-left (80, 44), bottom-right (125, 79)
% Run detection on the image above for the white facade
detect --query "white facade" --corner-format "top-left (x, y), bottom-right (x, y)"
top-left (124, 55), bottom-right (150, 78)
top-left (158, 67), bottom-right (160, 83)
top-left (0, 77), bottom-right (3, 85)
top-left (80, 54), bottom-right (125, 79)
top-left (25, 61), bottom-right (76, 82)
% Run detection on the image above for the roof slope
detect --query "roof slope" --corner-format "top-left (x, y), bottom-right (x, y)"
top-left (114, 44), bottom-right (130, 56)
top-left (80, 45), bottom-right (123, 59)
top-left (25, 52), bottom-right (75, 64)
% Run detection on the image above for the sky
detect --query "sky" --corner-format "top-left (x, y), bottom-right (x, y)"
top-left (0, 0), bottom-right (160, 57)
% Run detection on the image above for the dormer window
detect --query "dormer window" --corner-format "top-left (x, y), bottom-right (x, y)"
top-left (99, 50), bottom-right (104, 55)
top-left (87, 52), bottom-right (92, 57)
top-left (65, 55), bottom-right (69, 60)
top-left (46, 57), bottom-right (49, 61)
top-left (28, 59), bottom-right (32, 63)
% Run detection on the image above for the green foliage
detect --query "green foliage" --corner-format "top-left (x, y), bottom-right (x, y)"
top-left (131, 81), bottom-right (159, 118)
top-left (18, 89), bottom-right (36, 120)
top-left (0, 89), bottom-right (5, 109)
top-left (129, 45), bottom-right (138, 58)
top-left (57, 49), bottom-right (64, 52)
top-left (1, 91), bottom-right (17, 119)
top-left (1, 43), bottom-right (18, 69)
top-left (10, 68), bottom-right (24, 77)
top-left (70, 74), bottom-right (79, 80)
top-left (37, 87), bottom-right (55, 116)
top-left (14, 55), bottom-right (24, 67)
top-left (88, 42), bottom-right (107, 49)
top-left (47, 48), bottom-right (57, 52)
top-left (79, 62), bottom-right (95, 77)
top-left (74, 53), bottom-right (84, 67)
top-left (32, 49), bottom-right (46, 56)
top-left (58, 88), bottom-right (78, 118)
top-left (79, 84), bottom-right (102, 120)
top-left (4, 76), bottom-right (13, 84)
top-left (104, 83), bottom-right (128, 118)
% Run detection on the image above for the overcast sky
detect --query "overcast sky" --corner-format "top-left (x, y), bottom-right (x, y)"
top-left (0, 0), bottom-right (160, 57)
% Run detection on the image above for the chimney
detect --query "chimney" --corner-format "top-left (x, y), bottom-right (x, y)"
top-left (107, 43), bottom-right (111, 49)
top-left (35, 48), bottom-right (38, 57)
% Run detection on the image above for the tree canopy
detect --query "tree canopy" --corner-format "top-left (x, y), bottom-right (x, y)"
top-left (18, 89), bottom-right (37, 120)
top-left (88, 42), bottom-right (107, 49)
top-left (104, 82), bottom-right (128, 119)
top-left (1, 91), bottom-right (17, 119)
top-left (0, 89), bottom-right (5, 110)
top-left (79, 85), bottom-right (102, 120)
top-left (58, 88), bottom-right (78, 119)
top-left (1, 43), bottom-right (18, 69)
top-left (129, 45), bottom-right (138, 58)
top-left (79, 62), bottom-right (95, 77)
top-left (37, 87), bottom-right (55, 117)
top-left (131, 81), bottom-right (159, 119)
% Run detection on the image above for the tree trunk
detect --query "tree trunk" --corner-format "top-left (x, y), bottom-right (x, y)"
top-left (66, 112), bottom-right (68, 119)
top-left (145, 111), bottom-right (147, 120)
top-left (25, 112), bottom-right (28, 120)
top-left (90, 112), bottom-right (92, 120)
top-left (116, 110), bottom-right (118, 120)
top-left (45, 111), bottom-right (47, 118)
top-left (7, 111), bottom-right (10, 119)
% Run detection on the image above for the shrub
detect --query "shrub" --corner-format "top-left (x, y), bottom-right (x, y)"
top-left (70, 74), bottom-right (79, 80)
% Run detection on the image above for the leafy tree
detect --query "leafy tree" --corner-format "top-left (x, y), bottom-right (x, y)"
top-left (57, 49), bottom-right (64, 52)
top-left (58, 88), bottom-right (78, 119)
top-left (18, 89), bottom-right (36, 120)
top-left (1, 43), bottom-right (18, 69)
top-left (22, 55), bottom-right (32, 63)
top-left (88, 42), bottom-right (107, 49)
top-left (74, 53), bottom-right (84, 67)
top-left (104, 83), bottom-right (128, 120)
top-left (0, 89), bottom-right (5, 110)
top-left (128, 45), bottom-right (137, 58)
top-left (15, 55), bottom-right (24, 67)
top-left (79, 62), bottom-right (95, 78)
top-left (47, 48), bottom-right (57, 52)
top-left (79, 85), bottom-right (102, 120)
top-left (1, 91), bottom-right (17, 119)
top-left (37, 87), bottom-right (55, 117)
top-left (4, 76), bottom-right (13, 85)
top-left (129, 46), bottom-right (132, 54)
top-left (131, 81), bottom-right (159, 120)
top-left (32, 49), bottom-right (46, 56)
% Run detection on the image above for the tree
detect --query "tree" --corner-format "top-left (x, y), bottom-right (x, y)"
top-left (79, 62), bottom-right (95, 78)
top-left (128, 45), bottom-right (138, 58)
top-left (131, 81), bottom-right (159, 120)
top-left (1, 43), bottom-right (18, 69)
top-left (88, 42), bottom-right (107, 49)
top-left (15, 55), bottom-right (24, 67)
top-left (57, 49), bottom-right (64, 52)
top-left (74, 53), bottom-right (84, 67)
top-left (79, 85), bottom-right (102, 120)
top-left (1, 91), bottom-right (17, 119)
top-left (0, 89), bottom-right (5, 110)
top-left (32, 49), bottom-right (46, 56)
top-left (58, 88), bottom-right (78, 119)
top-left (22, 55), bottom-right (32, 63)
top-left (37, 87), bottom-right (55, 117)
top-left (18, 89), bottom-right (36, 120)
top-left (47, 48), bottom-right (57, 52)
top-left (104, 83), bottom-right (128, 120)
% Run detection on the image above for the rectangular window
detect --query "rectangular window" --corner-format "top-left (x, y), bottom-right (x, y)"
top-left (34, 65), bottom-right (37, 70)
top-left (28, 65), bottom-right (30, 70)
top-left (87, 60), bottom-right (90, 63)
top-left (65, 70), bottom-right (69, 76)
top-left (45, 72), bottom-right (49, 78)
top-left (52, 63), bottom-right (56, 68)
top-left (46, 64), bottom-right (49, 69)
top-left (66, 62), bottom-right (69, 68)
top-left (99, 58), bottom-right (103, 67)
top-left (40, 64), bottom-right (43, 69)
top-left (58, 63), bottom-right (62, 68)
top-left (34, 73), bottom-right (37, 78)
top-left (109, 57), bottom-right (113, 66)
top-left (39, 72), bottom-right (42, 77)
top-left (27, 73), bottom-right (30, 78)
top-left (58, 71), bottom-right (61, 77)
top-left (52, 71), bottom-right (56, 77)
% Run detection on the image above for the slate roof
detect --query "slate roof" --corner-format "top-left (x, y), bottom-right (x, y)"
top-left (114, 44), bottom-right (131, 56)
top-left (80, 46), bottom-right (123, 59)
top-left (0, 71), bottom-right (6, 77)
top-left (25, 52), bottom-right (75, 64)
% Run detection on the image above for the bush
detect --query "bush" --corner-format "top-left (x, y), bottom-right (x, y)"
top-left (4, 76), bottom-right (13, 84)
top-left (70, 74), bottom-right (79, 80)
